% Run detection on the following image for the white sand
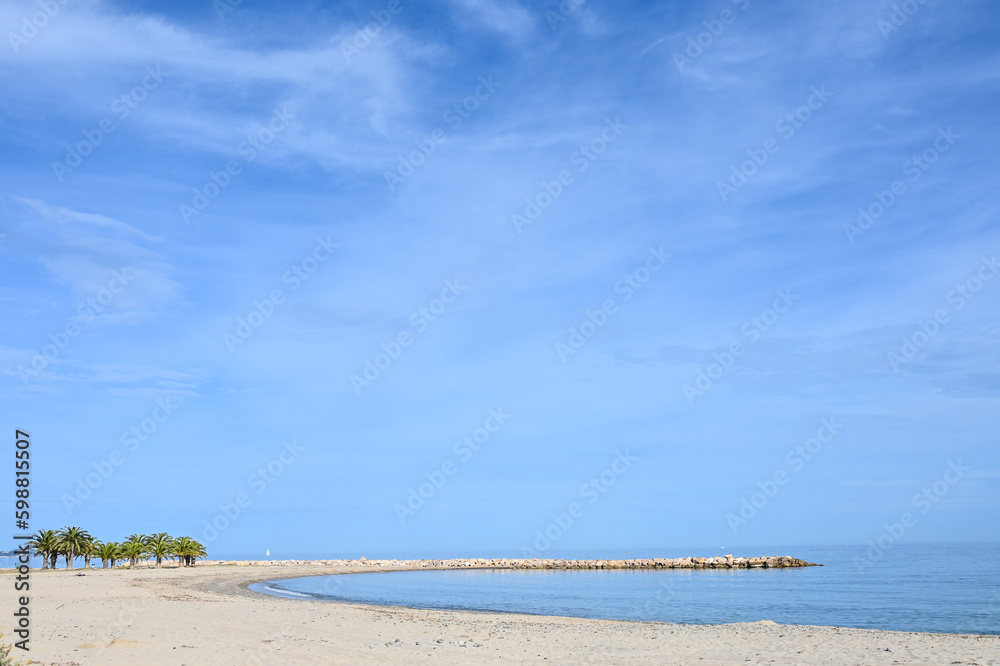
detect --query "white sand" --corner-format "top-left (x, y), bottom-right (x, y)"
top-left (4, 563), bottom-right (998, 665)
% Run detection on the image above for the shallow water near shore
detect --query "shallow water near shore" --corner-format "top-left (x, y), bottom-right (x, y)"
top-left (251, 544), bottom-right (1000, 635)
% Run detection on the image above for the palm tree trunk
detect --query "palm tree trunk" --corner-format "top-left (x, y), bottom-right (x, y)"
top-left (85, 555), bottom-right (92, 568)
top-left (65, 553), bottom-right (74, 569)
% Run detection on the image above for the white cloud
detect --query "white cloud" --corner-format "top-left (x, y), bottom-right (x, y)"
top-left (2, 195), bottom-right (181, 321)
top-left (12, 196), bottom-right (159, 241)
top-left (0, 1), bottom-right (445, 173)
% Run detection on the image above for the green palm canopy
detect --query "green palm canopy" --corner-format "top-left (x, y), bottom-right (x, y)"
top-left (26, 529), bottom-right (57, 570)
top-left (144, 533), bottom-right (175, 569)
top-left (54, 526), bottom-right (92, 570)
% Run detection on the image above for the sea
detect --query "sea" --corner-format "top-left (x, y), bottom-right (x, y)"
top-left (247, 544), bottom-right (1000, 635)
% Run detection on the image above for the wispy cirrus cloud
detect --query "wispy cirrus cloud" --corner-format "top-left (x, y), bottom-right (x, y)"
top-left (1, 196), bottom-right (180, 319)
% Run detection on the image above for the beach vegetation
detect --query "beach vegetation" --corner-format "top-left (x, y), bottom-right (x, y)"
top-left (93, 541), bottom-right (120, 569)
top-left (173, 536), bottom-right (208, 567)
top-left (54, 526), bottom-right (92, 570)
top-left (145, 533), bottom-right (173, 568)
top-left (25, 529), bottom-right (206, 570)
top-left (0, 633), bottom-right (29, 666)
top-left (120, 534), bottom-right (149, 569)
top-left (25, 530), bottom-right (56, 570)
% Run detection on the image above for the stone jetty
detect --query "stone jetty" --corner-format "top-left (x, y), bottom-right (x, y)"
top-left (206, 555), bottom-right (819, 570)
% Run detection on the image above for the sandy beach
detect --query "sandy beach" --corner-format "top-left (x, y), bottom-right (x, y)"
top-left (2, 562), bottom-right (998, 665)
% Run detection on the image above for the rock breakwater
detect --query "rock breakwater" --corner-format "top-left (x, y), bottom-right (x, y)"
top-left (209, 555), bottom-right (819, 570)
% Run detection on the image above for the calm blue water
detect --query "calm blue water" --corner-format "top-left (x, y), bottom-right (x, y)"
top-left (252, 545), bottom-right (1000, 635)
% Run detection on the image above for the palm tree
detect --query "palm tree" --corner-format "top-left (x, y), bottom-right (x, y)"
top-left (81, 535), bottom-right (96, 568)
top-left (26, 529), bottom-right (57, 570)
top-left (144, 533), bottom-right (174, 568)
top-left (54, 526), bottom-right (92, 570)
top-left (189, 539), bottom-right (208, 567)
top-left (172, 536), bottom-right (192, 567)
top-left (125, 533), bottom-right (146, 548)
top-left (94, 541), bottom-right (120, 569)
top-left (120, 535), bottom-right (148, 569)
top-left (172, 537), bottom-right (208, 567)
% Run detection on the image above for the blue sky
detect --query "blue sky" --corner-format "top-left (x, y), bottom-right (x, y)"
top-left (1, 0), bottom-right (998, 559)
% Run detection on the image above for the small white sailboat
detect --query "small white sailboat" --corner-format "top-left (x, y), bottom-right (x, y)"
top-left (266, 549), bottom-right (270, 557)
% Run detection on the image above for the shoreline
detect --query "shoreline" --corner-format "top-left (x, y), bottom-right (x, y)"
top-left (240, 563), bottom-right (1000, 638)
top-left (4, 563), bottom-right (998, 664)
top-left (7, 558), bottom-right (995, 637)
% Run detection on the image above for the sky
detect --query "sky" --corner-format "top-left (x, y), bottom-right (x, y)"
top-left (1, 0), bottom-right (998, 560)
